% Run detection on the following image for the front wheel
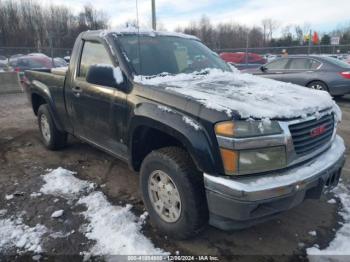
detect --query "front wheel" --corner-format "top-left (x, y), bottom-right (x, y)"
top-left (140, 147), bottom-right (208, 239)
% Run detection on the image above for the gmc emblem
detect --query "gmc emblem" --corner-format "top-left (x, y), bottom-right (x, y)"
top-left (310, 125), bottom-right (327, 138)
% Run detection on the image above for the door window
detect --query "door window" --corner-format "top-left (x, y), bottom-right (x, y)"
top-left (265, 58), bottom-right (288, 70)
top-left (288, 58), bottom-right (311, 70)
top-left (78, 41), bottom-right (113, 78)
top-left (288, 58), bottom-right (321, 70)
top-left (309, 59), bottom-right (322, 70)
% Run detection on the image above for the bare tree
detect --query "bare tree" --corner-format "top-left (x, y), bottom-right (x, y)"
top-left (261, 18), bottom-right (280, 43)
top-left (0, 0), bottom-right (108, 50)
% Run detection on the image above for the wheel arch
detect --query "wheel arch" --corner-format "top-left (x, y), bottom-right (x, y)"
top-left (306, 80), bottom-right (329, 91)
top-left (128, 104), bottom-right (220, 174)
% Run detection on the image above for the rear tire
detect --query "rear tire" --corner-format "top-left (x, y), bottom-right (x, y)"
top-left (307, 81), bottom-right (328, 92)
top-left (140, 147), bottom-right (208, 239)
top-left (37, 104), bottom-right (67, 150)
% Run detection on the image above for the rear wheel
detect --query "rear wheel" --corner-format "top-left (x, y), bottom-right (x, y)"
top-left (37, 104), bottom-right (67, 150)
top-left (140, 147), bottom-right (208, 239)
top-left (307, 81), bottom-right (328, 92)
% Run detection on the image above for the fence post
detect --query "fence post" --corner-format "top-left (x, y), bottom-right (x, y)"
top-left (48, 34), bottom-right (54, 66)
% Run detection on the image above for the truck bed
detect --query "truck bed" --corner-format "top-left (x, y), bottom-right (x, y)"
top-left (25, 68), bottom-right (66, 92)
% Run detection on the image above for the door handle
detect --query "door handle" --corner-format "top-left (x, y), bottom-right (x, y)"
top-left (72, 86), bottom-right (82, 97)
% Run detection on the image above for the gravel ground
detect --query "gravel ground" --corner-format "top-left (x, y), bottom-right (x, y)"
top-left (0, 93), bottom-right (349, 261)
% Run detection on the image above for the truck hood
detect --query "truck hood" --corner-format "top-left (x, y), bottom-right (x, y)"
top-left (134, 69), bottom-right (341, 120)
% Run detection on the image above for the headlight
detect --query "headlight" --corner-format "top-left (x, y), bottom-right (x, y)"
top-left (238, 146), bottom-right (286, 174)
top-left (215, 120), bottom-right (282, 138)
top-left (220, 146), bottom-right (287, 176)
top-left (215, 120), bottom-right (286, 175)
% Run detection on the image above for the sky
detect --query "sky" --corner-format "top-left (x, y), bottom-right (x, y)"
top-left (42, 0), bottom-right (350, 34)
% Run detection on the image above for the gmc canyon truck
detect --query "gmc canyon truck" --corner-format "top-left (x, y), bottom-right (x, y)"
top-left (24, 29), bottom-right (345, 239)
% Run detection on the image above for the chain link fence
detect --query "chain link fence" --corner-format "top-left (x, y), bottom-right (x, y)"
top-left (215, 44), bottom-right (350, 56)
top-left (2, 44), bottom-right (350, 60)
top-left (1, 44), bottom-right (350, 66)
top-left (0, 47), bottom-right (72, 59)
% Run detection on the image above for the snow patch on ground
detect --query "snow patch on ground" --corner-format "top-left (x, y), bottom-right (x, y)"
top-left (5, 194), bottom-right (14, 200)
top-left (40, 168), bottom-right (166, 256)
top-left (30, 192), bottom-right (42, 198)
top-left (327, 198), bottom-right (337, 204)
top-left (309, 231), bottom-right (317, 236)
top-left (78, 192), bottom-right (166, 255)
top-left (134, 69), bottom-right (338, 120)
top-left (51, 210), bottom-right (64, 218)
top-left (0, 216), bottom-right (47, 253)
top-left (182, 116), bottom-right (201, 130)
top-left (40, 167), bottom-right (94, 199)
top-left (307, 182), bottom-right (350, 259)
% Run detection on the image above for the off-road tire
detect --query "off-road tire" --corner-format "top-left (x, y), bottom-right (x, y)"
top-left (37, 104), bottom-right (67, 150)
top-left (140, 147), bottom-right (208, 239)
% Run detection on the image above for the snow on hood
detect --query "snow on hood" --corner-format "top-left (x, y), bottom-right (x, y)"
top-left (134, 69), bottom-right (340, 120)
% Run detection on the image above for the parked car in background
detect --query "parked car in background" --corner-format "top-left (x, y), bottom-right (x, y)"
top-left (0, 61), bottom-right (7, 72)
top-left (0, 55), bottom-right (7, 63)
top-left (9, 54), bottom-right (24, 62)
top-left (243, 55), bottom-right (350, 97)
top-left (264, 54), bottom-right (280, 63)
top-left (9, 55), bottom-right (54, 82)
top-left (64, 56), bottom-right (70, 63)
top-left (220, 52), bottom-right (267, 70)
top-left (344, 55), bottom-right (350, 64)
top-left (0, 56), bottom-right (10, 72)
top-left (53, 57), bottom-right (68, 67)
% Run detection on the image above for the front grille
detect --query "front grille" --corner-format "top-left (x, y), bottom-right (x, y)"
top-left (289, 114), bottom-right (334, 155)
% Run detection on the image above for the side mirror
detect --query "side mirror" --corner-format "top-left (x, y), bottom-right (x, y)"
top-left (86, 64), bottom-right (124, 88)
top-left (260, 65), bottom-right (267, 72)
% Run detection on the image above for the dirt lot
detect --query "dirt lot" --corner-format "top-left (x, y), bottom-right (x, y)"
top-left (0, 93), bottom-right (349, 261)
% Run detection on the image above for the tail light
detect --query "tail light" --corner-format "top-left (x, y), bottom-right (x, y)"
top-left (339, 71), bottom-right (350, 79)
top-left (14, 67), bottom-right (20, 73)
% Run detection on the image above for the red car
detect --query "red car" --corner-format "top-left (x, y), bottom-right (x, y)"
top-left (220, 52), bottom-right (267, 70)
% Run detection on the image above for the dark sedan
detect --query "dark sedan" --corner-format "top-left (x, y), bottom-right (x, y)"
top-left (243, 55), bottom-right (350, 96)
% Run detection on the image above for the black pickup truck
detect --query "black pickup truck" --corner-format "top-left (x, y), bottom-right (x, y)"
top-left (24, 29), bottom-right (345, 239)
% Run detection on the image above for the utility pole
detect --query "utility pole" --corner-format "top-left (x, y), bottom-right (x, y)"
top-left (48, 33), bottom-right (54, 67)
top-left (152, 0), bottom-right (156, 30)
top-left (245, 30), bottom-right (249, 65)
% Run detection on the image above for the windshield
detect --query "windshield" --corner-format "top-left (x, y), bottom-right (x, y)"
top-left (321, 56), bottom-right (350, 69)
top-left (116, 35), bottom-right (231, 76)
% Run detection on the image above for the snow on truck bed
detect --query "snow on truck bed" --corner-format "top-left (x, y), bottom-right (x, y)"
top-left (134, 69), bottom-right (340, 120)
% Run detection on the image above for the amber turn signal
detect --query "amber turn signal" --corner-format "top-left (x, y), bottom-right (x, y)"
top-left (215, 121), bottom-right (235, 137)
top-left (220, 148), bottom-right (238, 174)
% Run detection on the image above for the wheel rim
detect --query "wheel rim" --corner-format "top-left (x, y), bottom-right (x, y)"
top-left (310, 83), bottom-right (325, 90)
top-left (148, 170), bottom-right (182, 223)
top-left (40, 114), bottom-right (51, 143)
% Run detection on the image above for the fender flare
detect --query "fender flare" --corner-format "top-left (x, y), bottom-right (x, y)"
top-left (128, 103), bottom-right (221, 174)
top-left (30, 81), bottom-right (65, 131)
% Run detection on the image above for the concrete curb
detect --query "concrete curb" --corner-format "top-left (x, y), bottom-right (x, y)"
top-left (0, 72), bottom-right (22, 94)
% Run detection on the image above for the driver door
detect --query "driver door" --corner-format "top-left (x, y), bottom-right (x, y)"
top-left (67, 41), bottom-right (116, 148)
top-left (257, 58), bottom-right (289, 81)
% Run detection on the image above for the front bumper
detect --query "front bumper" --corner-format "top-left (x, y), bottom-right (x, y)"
top-left (204, 135), bottom-right (345, 230)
